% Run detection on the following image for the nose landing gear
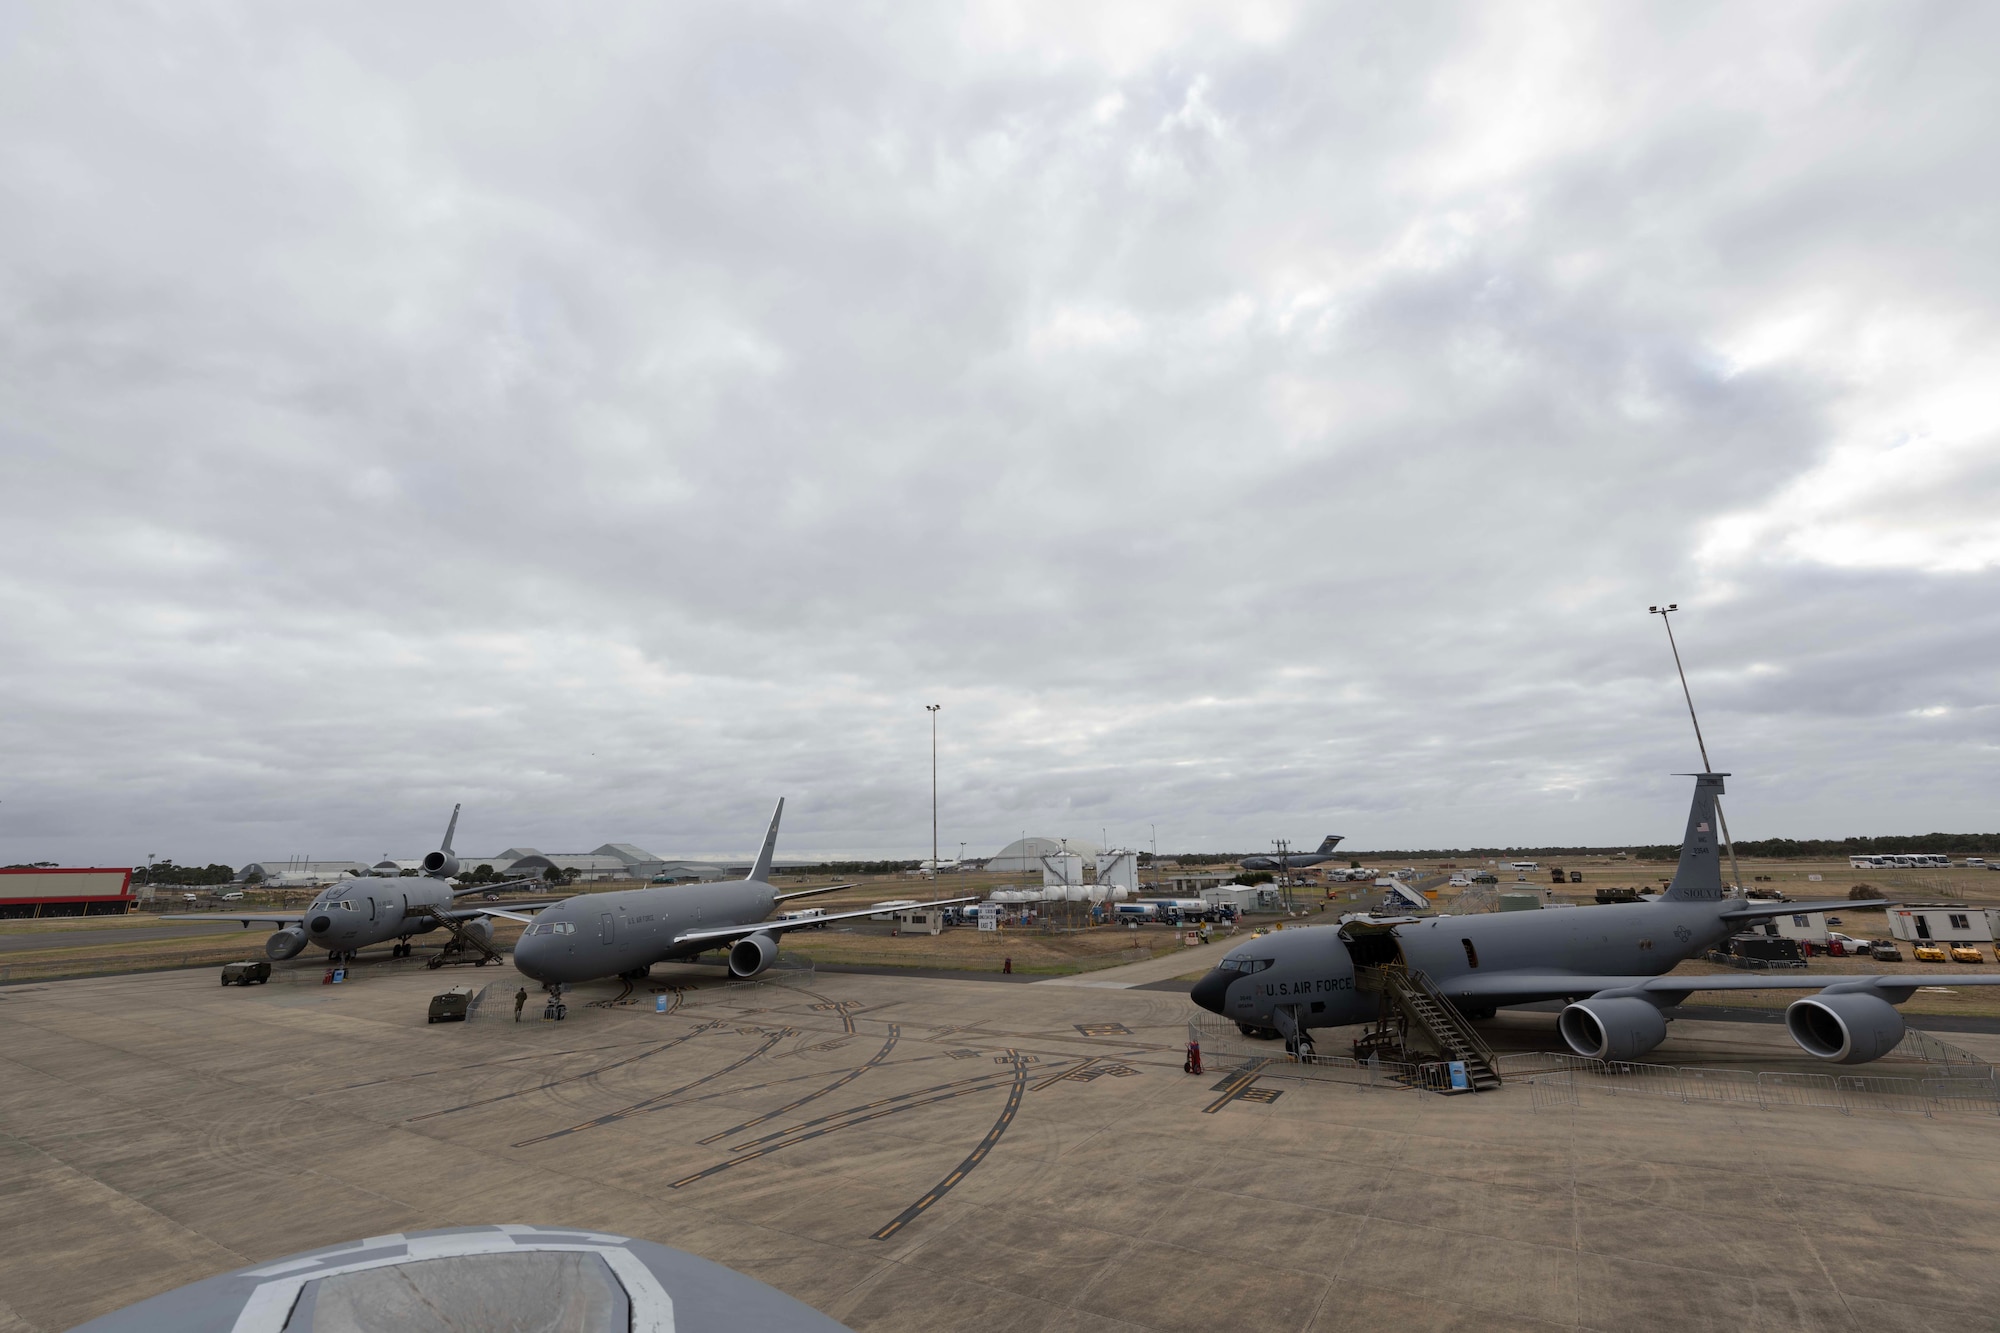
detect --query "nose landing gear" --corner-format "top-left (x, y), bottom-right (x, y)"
top-left (541, 983), bottom-right (568, 1022)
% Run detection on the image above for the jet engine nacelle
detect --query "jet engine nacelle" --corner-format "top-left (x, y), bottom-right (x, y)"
top-left (1558, 995), bottom-right (1668, 1061)
top-left (462, 918), bottom-right (494, 946)
top-left (265, 927), bottom-right (311, 961)
top-left (1786, 991), bottom-right (1904, 1064)
top-left (729, 933), bottom-right (779, 979)
top-left (421, 851), bottom-right (460, 879)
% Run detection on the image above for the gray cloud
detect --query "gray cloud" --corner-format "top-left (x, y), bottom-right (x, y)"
top-left (4, 2), bottom-right (1998, 866)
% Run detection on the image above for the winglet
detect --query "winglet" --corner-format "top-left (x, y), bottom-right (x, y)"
top-left (441, 803), bottom-right (461, 855)
top-left (748, 798), bottom-right (784, 884)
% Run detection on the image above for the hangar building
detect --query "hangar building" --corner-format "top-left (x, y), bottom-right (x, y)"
top-left (985, 837), bottom-right (1104, 874)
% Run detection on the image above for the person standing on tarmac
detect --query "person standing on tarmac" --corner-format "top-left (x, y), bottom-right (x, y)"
top-left (514, 987), bottom-right (528, 1021)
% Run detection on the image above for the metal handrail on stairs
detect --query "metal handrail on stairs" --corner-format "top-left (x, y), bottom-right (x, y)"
top-left (1357, 965), bottom-right (1501, 1086)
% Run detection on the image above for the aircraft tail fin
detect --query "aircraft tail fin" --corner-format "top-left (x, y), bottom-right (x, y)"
top-left (440, 803), bottom-right (461, 855)
top-left (748, 798), bottom-right (784, 884)
top-left (1659, 774), bottom-right (1728, 901)
top-left (1316, 835), bottom-right (1345, 854)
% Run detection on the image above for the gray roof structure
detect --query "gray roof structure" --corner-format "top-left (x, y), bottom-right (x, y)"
top-left (68, 1224), bottom-right (852, 1332)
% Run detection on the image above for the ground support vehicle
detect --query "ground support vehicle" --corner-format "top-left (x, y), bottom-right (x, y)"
top-left (427, 986), bottom-right (475, 1023)
top-left (220, 961), bottom-right (271, 986)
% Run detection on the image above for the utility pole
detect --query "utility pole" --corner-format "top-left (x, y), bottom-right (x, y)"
top-left (926, 704), bottom-right (941, 879)
top-left (1649, 604), bottom-right (1744, 894)
top-left (1274, 839), bottom-right (1292, 912)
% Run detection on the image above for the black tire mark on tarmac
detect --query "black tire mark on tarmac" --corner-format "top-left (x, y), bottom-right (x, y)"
top-left (406, 1021), bottom-right (724, 1122)
top-left (668, 1058), bottom-right (1077, 1191)
top-left (512, 1027), bottom-right (793, 1146)
top-left (698, 1025), bottom-right (901, 1144)
top-left (872, 1054), bottom-right (1032, 1240)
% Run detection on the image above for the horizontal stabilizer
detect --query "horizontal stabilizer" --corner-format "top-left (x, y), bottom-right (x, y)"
top-left (1720, 897), bottom-right (1890, 920)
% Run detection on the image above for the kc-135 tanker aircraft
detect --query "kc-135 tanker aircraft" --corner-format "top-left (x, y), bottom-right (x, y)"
top-left (496, 799), bottom-right (973, 989)
top-left (162, 806), bottom-right (544, 962)
top-left (1195, 772), bottom-right (2000, 1065)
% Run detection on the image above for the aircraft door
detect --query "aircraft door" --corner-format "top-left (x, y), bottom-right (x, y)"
top-left (600, 913), bottom-right (616, 946)
top-left (1338, 922), bottom-right (1404, 970)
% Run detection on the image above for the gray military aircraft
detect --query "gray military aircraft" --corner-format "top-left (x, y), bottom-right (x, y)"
top-left (501, 799), bottom-right (973, 989)
top-left (1192, 773), bottom-right (2000, 1064)
top-left (163, 806), bottom-right (540, 962)
top-left (1240, 835), bottom-right (1346, 871)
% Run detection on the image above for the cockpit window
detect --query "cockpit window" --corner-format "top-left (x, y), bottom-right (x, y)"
top-left (1223, 958), bottom-right (1273, 974)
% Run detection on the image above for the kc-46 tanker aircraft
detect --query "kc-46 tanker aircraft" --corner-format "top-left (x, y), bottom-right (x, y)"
top-left (163, 805), bottom-right (544, 962)
top-left (1194, 773), bottom-right (2000, 1065)
top-left (499, 798), bottom-right (973, 990)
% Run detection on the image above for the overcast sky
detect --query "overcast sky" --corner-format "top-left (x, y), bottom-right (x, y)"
top-left (4, 3), bottom-right (1998, 866)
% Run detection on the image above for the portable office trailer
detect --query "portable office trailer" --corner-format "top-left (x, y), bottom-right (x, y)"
top-left (1764, 911), bottom-right (1830, 946)
top-left (1200, 885), bottom-right (1259, 915)
top-left (891, 908), bottom-right (944, 935)
top-left (0, 868), bottom-right (134, 919)
top-left (1886, 905), bottom-right (1994, 944)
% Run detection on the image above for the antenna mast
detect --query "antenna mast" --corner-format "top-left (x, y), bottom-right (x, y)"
top-left (1650, 604), bottom-right (1744, 894)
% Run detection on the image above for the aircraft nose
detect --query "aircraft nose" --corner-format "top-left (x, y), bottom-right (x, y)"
top-left (309, 915), bottom-right (332, 934)
top-left (513, 933), bottom-right (549, 981)
top-left (1190, 968), bottom-right (1232, 1015)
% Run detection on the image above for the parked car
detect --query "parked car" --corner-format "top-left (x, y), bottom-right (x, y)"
top-left (220, 960), bottom-right (271, 986)
top-left (1828, 932), bottom-right (1870, 954)
top-left (1952, 945), bottom-right (1987, 964)
top-left (1869, 942), bottom-right (1904, 962)
top-left (1913, 943), bottom-right (1950, 963)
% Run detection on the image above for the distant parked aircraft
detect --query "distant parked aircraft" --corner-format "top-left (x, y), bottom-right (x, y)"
top-left (162, 806), bottom-right (542, 962)
top-left (1240, 835), bottom-right (1346, 871)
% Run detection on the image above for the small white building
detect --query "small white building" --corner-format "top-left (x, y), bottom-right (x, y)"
top-left (892, 907), bottom-right (945, 935)
top-left (1886, 904), bottom-right (1995, 944)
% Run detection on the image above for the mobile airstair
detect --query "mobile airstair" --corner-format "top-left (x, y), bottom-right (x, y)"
top-left (1356, 965), bottom-right (1502, 1091)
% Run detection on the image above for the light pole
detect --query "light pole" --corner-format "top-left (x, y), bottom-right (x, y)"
top-left (1649, 604), bottom-right (1744, 894)
top-left (926, 704), bottom-right (941, 879)
top-left (1274, 839), bottom-right (1292, 912)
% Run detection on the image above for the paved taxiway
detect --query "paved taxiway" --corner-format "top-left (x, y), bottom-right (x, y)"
top-left (5, 961), bottom-right (2000, 1331)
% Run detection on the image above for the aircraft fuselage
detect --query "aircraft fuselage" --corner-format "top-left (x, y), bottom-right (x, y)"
top-left (1193, 898), bottom-right (1741, 1030)
top-left (512, 877), bottom-right (781, 985)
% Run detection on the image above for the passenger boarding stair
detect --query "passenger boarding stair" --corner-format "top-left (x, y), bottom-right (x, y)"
top-left (1356, 965), bottom-right (1502, 1091)
top-left (406, 906), bottom-right (503, 969)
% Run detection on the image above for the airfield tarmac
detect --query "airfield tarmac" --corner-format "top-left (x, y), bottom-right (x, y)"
top-left (5, 962), bottom-right (2000, 1332)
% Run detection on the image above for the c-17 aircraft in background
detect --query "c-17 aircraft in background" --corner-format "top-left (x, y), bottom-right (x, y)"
top-left (497, 799), bottom-right (974, 989)
top-left (1194, 772), bottom-right (2000, 1065)
top-left (163, 805), bottom-right (546, 962)
top-left (1239, 835), bottom-right (1346, 871)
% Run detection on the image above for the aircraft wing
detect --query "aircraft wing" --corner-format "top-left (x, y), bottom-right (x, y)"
top-left (771, 882), bottom-right (856, 902)
top-left (466, 907), bottom-right (540, 924)
top-left (1445, 970), bottom-right (2000, 1003)
top-left (157, 913), bottom-right (303, 927)
top-left (670, 896), bottom-right (977, 947)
